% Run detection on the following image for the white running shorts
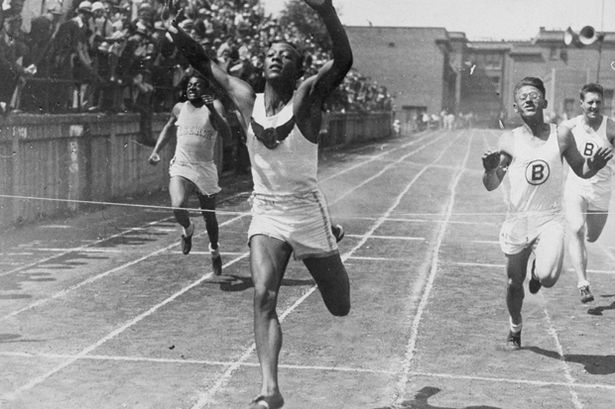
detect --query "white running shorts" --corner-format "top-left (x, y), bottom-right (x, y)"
top-left (248, 190), bottom-right (339, 260)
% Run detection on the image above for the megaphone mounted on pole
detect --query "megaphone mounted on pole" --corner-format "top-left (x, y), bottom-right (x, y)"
top-left (564, 26), bottom-right (604, 47)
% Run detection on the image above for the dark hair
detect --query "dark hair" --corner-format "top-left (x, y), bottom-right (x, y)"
top-left (268, 41), bottom-right (305, 73)
top-left (513, 77), bottom-right (546, 97)
top-left (580, 82), bottom-right (604, 100)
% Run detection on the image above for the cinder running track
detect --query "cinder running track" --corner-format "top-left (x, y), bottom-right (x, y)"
top-left (2, 129), bottom-right (615, 409)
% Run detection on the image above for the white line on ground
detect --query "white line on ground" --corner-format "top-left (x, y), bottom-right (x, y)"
top-left (346, 234), bottom-right (425, 241)
top-left (0, 215), bottom-right (247, 323)
top-left (3, 134), bottom-right (431, 402)
top-left (451, 261), bottom-right (615, 275)
top-left (393, 131), bottom-right (473, 406)
top-left (189, 132), bottom-right (461, 409)
top-left (541, 300), bottom-right (583, 409)
top-left (18, 248), bottom-right (126, 253)
top-left (4, 350), bottom-right (615, 391)
top-left (347, 256), bottom-right (413, 262)
top-left (2, 249), bottom-right (251, 402)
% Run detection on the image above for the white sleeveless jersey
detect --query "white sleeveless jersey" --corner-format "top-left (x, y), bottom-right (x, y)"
top-left (174, 102), bottom-right (217, 164)
top-left (247, 93), bottom-right (319, 196)
top-left (564, 115), bottom-right (614, 188)
top-left (503, 123), bottom-right (563, 216)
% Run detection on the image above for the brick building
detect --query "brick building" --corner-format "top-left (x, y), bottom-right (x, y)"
top-left (346, 25), bottom-right (615, 127)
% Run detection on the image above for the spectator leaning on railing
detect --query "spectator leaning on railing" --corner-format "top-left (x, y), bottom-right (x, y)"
top-left (0, 13), bottom-right (35, 114)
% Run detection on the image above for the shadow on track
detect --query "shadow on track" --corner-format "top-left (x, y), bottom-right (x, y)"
top-left (528, 346), bottom-right (615, 375)
top-left (373, 386), bottom-right (501, 409)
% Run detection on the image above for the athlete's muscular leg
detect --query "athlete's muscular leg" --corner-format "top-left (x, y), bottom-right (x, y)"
top-left (169, 176), bottom-right (194, 228)
top-left (586, 210), bottom-right (608, 242)
top-left (565, 193), bottom-right (589, 287)
top-left (303, 254), bottom-right (350, 316)
top-left (534, 220), bottom-right (565, 288)
top-left (249, 235), bottom-right (292, 403)
top-left (198, 193), bottom-right (219, 248)
top-left (506, 248), bottom-right (531, 326)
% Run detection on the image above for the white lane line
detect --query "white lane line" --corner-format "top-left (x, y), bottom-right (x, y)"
top-left (4, 351), bottom-right (615, 391)
top-left (320, 131), bottom-right (437, 183)
top-left (406, 370), bottom-right (615, 391)
top-left (0, 217), bottom-right (173, 278)
top-left (347, 256), bottom-right (413, 262)
top-left (0, 190), bottom-right (249, 279)
top-left (3, 134), bottom-right (427, 400)
top-left (2, 250), bottom-right (251, 402)
top-left (541, 300), bottom-right (583, 409)
top-left (393, 131), bottom-right (473, 405)
top-left (330, 133), bottom-right (451, 204)
top-left (346, 234), bottom-right (425, 241)
top-left (17, 248), bottom-right (126, 253)
top-left (451, 261), bottom-right (615, 276)
top-left (189, 133), bottom-right (465, 409)
top-left (0, 215), bottom-right (247, 322)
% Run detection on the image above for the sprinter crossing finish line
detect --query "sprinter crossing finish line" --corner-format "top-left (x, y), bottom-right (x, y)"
top-left (164, 0), bottom-right (350, 407)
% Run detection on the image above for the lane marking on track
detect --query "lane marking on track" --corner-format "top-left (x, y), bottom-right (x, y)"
top-left (392, 131), bottom-right (473, 405)
top-left (2, 250), bottom-right (251, 402)
top-left (2, 133), bottom-right (437, 400)
top-left (188, 133), bottom-right (466, 409)
top-left (0, 134), bottom-right (433, 281)
top-left (405, 370), bottom-right (615, 391)
top-left (319, 131), bottom-right (437, 183)
top-left (346, 234), bottom-right (425, 241)
top-left (15, 248), bottom-right (127, 253)
top-left (451, 261), bottom-right (615, 276)
top-left (347, 256), bottom-right (414, 262)
top-left (0, 190), bottom-right (250, 279)
top-left (4, 350), bottom-right (615, 391)
top-left (541, 299), bottom-right (583, 409)
top-left (0, 215), bottom-right (247, 322)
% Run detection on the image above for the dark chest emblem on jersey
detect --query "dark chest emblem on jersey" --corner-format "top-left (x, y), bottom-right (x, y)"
top-left (525, 159), bottom-right (550, 185)
top-left (251, 117), bottom-right (295, 149)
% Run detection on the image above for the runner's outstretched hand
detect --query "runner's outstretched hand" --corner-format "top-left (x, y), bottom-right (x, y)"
top-left (588, 147), bottom-right (614, 171)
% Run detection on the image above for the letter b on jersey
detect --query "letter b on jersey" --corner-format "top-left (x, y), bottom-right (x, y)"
top-left (525, 160), bottom-right (550, 185)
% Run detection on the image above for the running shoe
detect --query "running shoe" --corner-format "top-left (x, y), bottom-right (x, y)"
top-left (248, 394), bottom-right (284, 409)
top-left (181, 234), bottom-right (192, 255)
top-left (332, 224), bottom-right (345, 243)
top-left (506, 330), bottom-right (521, 350)
top-left (210, 244), bottom-right (222, 276)
top-left (579, 285), bottom-right (594, 303)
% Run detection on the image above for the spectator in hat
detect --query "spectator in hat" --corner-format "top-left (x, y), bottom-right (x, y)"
top-left (0, 13), bottom-right (33, 113)
top-left (47, 0), bottom-right (98, 111)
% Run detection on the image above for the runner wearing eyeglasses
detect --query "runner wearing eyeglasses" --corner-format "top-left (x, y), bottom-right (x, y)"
top-left (481, 77), bottom-right (612, 350)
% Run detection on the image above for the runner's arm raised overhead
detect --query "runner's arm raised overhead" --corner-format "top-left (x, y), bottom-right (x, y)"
top-left (294, 0), bottom-right (353, 142)
top-left (163, 0), bottom-right (254, 128)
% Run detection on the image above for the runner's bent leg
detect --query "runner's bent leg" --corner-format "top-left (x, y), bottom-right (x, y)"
top-left (169, 176), bottom-right (194, 228)
top-left (586, 210), bottom-right (608, 243)
top-left (198, 193), bottom-right (219, 248)
top-left (565, 192), bottom-right (589, 287)
top-left (506, 248), bottom-right (531, 326)
top-left (534, 220), bottom-right (565, 288)
top-left (303, 254), bottom-right (350, 316)
top-left (250, 235), bottom-right (292, 403)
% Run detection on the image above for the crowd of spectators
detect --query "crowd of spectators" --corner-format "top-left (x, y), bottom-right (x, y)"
top-left (0, 0), bottom-right (393, 116)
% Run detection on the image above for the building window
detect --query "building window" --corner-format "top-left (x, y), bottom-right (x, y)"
top-left (549, 47), bottom-right (558, 60)
top-left (388, 42), bottom-right (396, 47)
